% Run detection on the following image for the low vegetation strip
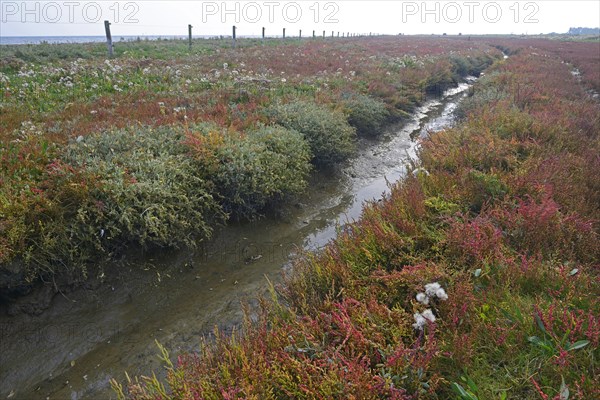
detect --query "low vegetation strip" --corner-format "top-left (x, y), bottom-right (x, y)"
top-left (113, 42), bottom-right (599, 399)
top-left (0, 37), bottom-right (497, 296)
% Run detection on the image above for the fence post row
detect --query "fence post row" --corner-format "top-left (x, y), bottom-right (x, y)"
top-left (104, 24), bottom-right (364, 52)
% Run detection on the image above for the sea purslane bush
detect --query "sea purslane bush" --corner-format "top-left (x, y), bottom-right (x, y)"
top-left (48, 127), bottom-right (223, 274)
top-left (341, 92), bottom-right (390, 136)
top-left (187, 123), bottom-right (312, 219)
top-left (268, 100), bottom-right (356, 166)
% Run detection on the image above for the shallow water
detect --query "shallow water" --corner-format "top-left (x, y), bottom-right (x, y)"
top-left (0, 80), bottom-right (474, 400)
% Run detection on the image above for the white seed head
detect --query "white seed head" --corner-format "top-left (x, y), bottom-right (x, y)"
top-left (421, 309), bottom-right (436, 323)
top-left (435, 288), bottom-right (448, 301)
top-left (412, 312), bottom-right (427, 330)
top-left (416, 292), bottom-right (429, 305)
top-left (424, 282), bottom-right (441, 297)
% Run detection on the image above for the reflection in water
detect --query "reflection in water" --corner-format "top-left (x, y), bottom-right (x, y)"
top-left (0, 81), bottom-right (474, 400)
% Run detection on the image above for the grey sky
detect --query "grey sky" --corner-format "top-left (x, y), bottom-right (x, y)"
top-left (1, 1), bottom-right (599, 37)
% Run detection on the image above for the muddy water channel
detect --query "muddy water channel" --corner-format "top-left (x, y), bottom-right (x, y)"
top-left (0, 79), bottom-right (475, 399)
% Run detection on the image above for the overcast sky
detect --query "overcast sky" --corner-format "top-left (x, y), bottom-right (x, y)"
top-left (1, 1), bottom-right (599, 37)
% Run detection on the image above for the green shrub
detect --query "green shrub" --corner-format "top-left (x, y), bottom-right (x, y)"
top-left (188, 124), bottom-right (312, 219)
top-left (451, 56), bottom-right (471, 77)
top-left (267, 100), bottom-right (356, 166)
top-left (451, 54), bottom-right (495, 78)
top-left (0, 126), bottom-right (223, 286)
top-left (59, 126), bottom-right (223, 258)
top-left (341, 93), bottom-right (390, 136)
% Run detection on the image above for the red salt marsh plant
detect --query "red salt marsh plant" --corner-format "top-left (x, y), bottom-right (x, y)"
top-left (487, 37), bottom-right (600, 93)
top-left (489, 193), bottom-right (598, 263)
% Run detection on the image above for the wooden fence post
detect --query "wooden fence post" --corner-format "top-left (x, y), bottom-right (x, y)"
top-left (188, 24), bottom-right (193, 51)
top-left (232, 25), bottom-right (236, 48)
top-left (104, 20), bottom-right (113, 57)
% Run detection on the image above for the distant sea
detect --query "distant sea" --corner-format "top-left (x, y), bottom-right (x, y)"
top-left (0, 35), bottom-right (230, 45)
